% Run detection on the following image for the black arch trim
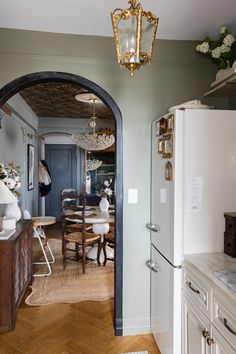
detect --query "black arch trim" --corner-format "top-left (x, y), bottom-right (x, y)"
top-left (0, 71), bottom-right (123, 335)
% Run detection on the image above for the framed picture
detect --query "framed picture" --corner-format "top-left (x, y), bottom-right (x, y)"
top-left (162, 133), bottom-right (173, 158)
top-left (167, 113), bottom-right (174, 132)
top-left (155, 117), bottom-right (167, 136)
top-left (165, 161), bottom-right (173, 181)
top-left (27, 144), bottom-right (34, 190)
top-left (157, 138), bottom-right (164, 154)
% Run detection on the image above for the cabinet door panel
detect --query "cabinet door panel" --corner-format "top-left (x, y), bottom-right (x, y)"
top-left (182, 293), bottom-right (211, 354)
top-left (14, 228), bottom-right (32, 308)
top-left (212, 327), bottom-right (236, 354)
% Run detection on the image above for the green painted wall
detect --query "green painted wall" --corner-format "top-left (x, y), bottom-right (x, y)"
top-left (0, 28), bottom-right (227, 334)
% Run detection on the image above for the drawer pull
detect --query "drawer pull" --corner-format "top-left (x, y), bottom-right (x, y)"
top-left (207, 337), bottom-right (215, 346)
top-left (224, 318), bottom-right (236, 336)
top-left (202, 330), bottom-right (209, 338)
top-left (187, 281), bottom-right (200, 294)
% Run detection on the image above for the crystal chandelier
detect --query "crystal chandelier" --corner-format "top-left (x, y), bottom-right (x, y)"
top-left (72, 94), bottom-right (115, 151)
top-left (111, 0), bottom-right (158, 77)
top-left (86, 151), bottom-right (103, 171)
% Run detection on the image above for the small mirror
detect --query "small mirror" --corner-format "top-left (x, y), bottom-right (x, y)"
top-left (162, 133), bottom-right (173, 158)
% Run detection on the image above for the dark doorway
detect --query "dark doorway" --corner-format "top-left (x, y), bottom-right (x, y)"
top-left (45, 144), bottom-right (77, 221)
top-left (0, 71), bottom-right (123, 335)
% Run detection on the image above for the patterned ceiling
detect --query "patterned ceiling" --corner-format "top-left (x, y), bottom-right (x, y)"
top-left (20, 83), bottom-right (113, 119)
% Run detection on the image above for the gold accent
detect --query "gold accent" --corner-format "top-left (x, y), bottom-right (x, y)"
top-left (157, 138), bottom-right (164, 154)
top-left (167, 114), bottom-right (174, 132)
top-left (165, 161), bottom-right (173, 181)
top-left (111, 0), bottom-right (159, 77)
top-left (162, 133), bottom-right (173, 159)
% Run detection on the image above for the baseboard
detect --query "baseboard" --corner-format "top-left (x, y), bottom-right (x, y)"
top-left (115, 317), bottom-right (123, 336)
top-left (122, 317), bottom-right (151, 336)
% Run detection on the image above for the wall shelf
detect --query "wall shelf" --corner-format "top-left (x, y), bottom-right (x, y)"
top-left (204, 67), bottom-right (236, 97)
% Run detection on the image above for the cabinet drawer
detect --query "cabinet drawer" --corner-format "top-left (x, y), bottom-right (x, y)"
top-left (213, 291), bottom-right (236, 349)
top-left (225, 216), bottom-right (236, 236)
top-left (224, 233), bottom-right (236, 258)
top-left (183, 265), bottom-right (211, 318)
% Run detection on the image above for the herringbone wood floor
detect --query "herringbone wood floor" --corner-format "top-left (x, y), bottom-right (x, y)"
top-left (0, 296), bottom-right (160, 354)
top-left (0, 224), bottom-right (161, 354)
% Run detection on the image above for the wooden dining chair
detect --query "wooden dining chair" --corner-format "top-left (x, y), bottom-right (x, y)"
top-left (62, 195), bottom-right (101, 274)
top-left (60, 188), bottom-right (80, 214)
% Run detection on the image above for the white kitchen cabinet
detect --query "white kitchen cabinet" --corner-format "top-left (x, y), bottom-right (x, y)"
top-left (182, 262), bottom-right (236, 354)
top-left (212, 327), bottom-right (236, 354)
top-left (182, 293), bottom-right (210, 354)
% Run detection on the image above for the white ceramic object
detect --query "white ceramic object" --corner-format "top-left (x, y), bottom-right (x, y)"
top-left (92, 222), bottom-right (110, 237)
top-left (99, 197), bottom-right (109, 211)
top-left (215, 66), bottom-right (232, 81)
top-left (86, 245), bottom-right (114, 263)
top-left (5, 201), bottom-right (21, 221)
top-left (168, 100), bottom-right (210, 112)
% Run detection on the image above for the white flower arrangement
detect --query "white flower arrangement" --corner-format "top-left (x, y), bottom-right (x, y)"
top-left (103, 180), bottom-right (113, 197)
top-left (0, 161), bottom-right (22, 197)
top-left (196, 26), bottom-right (236, 69)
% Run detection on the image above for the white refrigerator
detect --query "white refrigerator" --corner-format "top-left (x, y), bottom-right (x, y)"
top-left (147, 109), bottom-right (236, 354)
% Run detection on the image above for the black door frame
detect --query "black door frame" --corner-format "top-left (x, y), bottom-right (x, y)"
top-left (0, 71), bottom-right (123, 335)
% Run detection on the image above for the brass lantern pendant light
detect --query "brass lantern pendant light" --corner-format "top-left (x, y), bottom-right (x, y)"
top-left (111, 0), bottom-right (159, 77)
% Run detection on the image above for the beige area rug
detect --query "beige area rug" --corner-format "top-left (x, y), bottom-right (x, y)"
top-left (25, 238), bottom-right (114, 306)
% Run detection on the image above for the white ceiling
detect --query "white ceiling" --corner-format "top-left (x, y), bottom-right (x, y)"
top-left (0, 0), bottom-right (236, 41)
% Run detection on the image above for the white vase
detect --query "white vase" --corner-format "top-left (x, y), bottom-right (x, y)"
top-left (215, 63), bottom-right (231, 81)
top-left (5, 201), bottom-right (21, 221)
top-left (99, 197), bottom-right (109, 211)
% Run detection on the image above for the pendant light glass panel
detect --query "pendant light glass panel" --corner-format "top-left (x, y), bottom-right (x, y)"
top-left (141, 15), bottom-right (157, 57)
top-left (118, 16), bottom-right (139, 63)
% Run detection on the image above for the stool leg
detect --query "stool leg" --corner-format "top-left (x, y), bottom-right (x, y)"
top-left (33, 227), bottom-right (52, 277)
top-left (38, 226), bottom-right (55, 264)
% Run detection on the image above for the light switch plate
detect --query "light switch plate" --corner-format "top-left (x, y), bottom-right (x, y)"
top-left (128, 189), bottom-right (138, 204)
top-left (160, 188), bottom-right (167, 203)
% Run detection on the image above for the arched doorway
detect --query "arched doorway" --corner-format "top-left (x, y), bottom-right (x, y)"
top-left (0, 71), bottom-right (123, 335)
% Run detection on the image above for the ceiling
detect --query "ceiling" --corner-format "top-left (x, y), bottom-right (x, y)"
top-left (20, 83), bottom-right (113, 119)
top-left (1, 0), bottom-right (236, 40)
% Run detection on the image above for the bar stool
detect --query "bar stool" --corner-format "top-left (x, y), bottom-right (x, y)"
top-left (32, 216), bottom-right (56, 277)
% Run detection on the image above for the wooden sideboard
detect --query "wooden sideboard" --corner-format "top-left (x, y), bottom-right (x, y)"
top-left (0, 220), bottom-right (33, 332)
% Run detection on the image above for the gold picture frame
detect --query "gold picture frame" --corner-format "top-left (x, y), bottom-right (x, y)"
top-left (165, 161), bottom-right (173, 181)
top-left (155, 117), bottom-right (167, 136)
top-left (162, 133), bottom-right (173, 158)
top-left (157, 138), bottom-right (164, 154)
top-left (167, 114), bottom-right (174, 132)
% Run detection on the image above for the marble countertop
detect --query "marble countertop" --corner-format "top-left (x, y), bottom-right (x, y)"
top-left (184, 253), bottom-right (236, 302)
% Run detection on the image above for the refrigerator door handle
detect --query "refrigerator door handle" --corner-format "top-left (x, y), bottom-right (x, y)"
top-left (146, 223), bottom-right (160, 233)
top-left (146, 260), bottom-right (160, 273)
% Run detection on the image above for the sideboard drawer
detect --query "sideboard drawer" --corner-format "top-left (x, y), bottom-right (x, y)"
top-left (0, 220), bottom-right (32, 332)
